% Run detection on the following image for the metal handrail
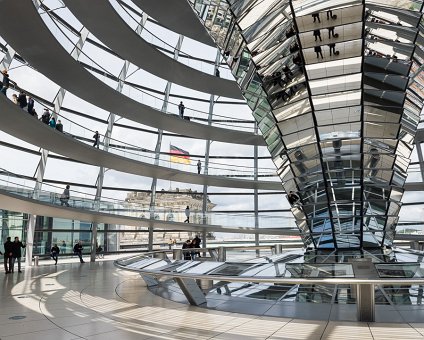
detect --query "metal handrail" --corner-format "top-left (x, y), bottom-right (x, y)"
top-left (114, 250), bottom-right (424, 286)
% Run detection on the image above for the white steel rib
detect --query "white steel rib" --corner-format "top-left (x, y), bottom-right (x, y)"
top-left (0, 189), bottom-right (297, 236)
top-left (0, 1), bottom-right (265, 146)
top-left (63, 0), bottom-right (242, 99)
top-left (131, 0), bottom-right (215, 46)
top-left (0, 95), bottom-right (281, 191)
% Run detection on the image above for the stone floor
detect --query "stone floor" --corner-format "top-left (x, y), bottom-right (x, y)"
top-left (1, 258), bottom-right (424, 339)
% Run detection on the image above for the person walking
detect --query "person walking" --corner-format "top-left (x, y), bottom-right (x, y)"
top-left (93, 131), bottom-right (100, 148)
top-left (56, 119), bottom-right (63, 132)
top-left (60, 184), bottom-right (70, 207)
top-left (11, 237), bottom-right (26, 273)
top-left (184, 206), bottom-right (190, 223)
top-left (197, 160), bottom-right (201, 174)
top-left (73, 241), bottom-right (85, 263)
top-left (178, 101), bottom-right (185, 118)
top-left (3, 237), bottom-right (13, 274)
top-left (51, 244), bottom-right (60, 265)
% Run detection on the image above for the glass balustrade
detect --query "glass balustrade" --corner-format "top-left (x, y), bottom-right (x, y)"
top-left (0, 172), bottom-right (296, 230)
top-left (9, 88), bottom-right (277, 179)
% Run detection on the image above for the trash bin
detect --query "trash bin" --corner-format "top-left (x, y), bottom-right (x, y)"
top-left (33, 256), bottom-right (39, 266)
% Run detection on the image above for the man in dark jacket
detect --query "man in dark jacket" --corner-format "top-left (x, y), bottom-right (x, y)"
top-left (56, 119), bottom-right (64, 132)
top-left (27, 96), bottom-right (34, 114)
top-left (182, 240), bottom-right (192, 260)
top-left (3, 237), bottom-right (13, 273)
top-left (93, 131), bottom-right (100, 148)
top-left (17, 91), bottom-right (27, 109)
top-left (51, 244), bottom-right (60, 265)
top-left (41, 109), bottom-right (50, 124)
top-left (73, 241), bottom-right (85, 263)
top-left (192, 235), bottom-right (202, 258)
top-left (11, 237), bottom-right (26, 273)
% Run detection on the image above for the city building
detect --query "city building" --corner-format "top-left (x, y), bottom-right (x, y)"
top-left (120, 188), bottom-right (216, 247)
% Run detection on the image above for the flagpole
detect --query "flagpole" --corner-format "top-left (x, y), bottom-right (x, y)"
top-left (169, 142), bottom-right (172, 191)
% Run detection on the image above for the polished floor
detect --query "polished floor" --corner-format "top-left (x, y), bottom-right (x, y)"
top-left (1, 257), bottom-right (424, 339)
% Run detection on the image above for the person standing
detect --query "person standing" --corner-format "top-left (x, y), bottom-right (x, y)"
top-left (27, 96), bottom-right (34, 114)
top-left (49, 116), bottom-right (56, 128)
top-left (3, 237), bottom-right (13, 274)
top-left (192, 235), bottom-right (201, 258)
top-left (51, 244), bottom-right (60, 265)
top-left (60, 184), bottom-right (70, 207)
top-left (182, 239), bottom-right (192, 260)
top-left (1, 69), bottom-right (10, 95)
top-left (184, 206), bottom-right (190, 223)
top-left (313, 29), bottom-right (322, 42)
top-left (17, 91), bottom-right (27, 109)
top-left (197, 160), bottom-right (201, 174)
top-left (287, 191), bottom-right (300, 206)
top-left (328, 43), bottom-right (337, 56)
top-left (328, 27), bottom-right (336, 39)
top-left (56, 119), bottom-right (63, 132)
top-left (73, 241), bottom-right (85, 263)
top-left (93, 131), bottom-right (100, 148)
top-left (312, 13), bottom-right (321, 23)
top-left (61, 240), bottom-right (66, 254)
top-left (41, 109), bottom-right (50, 124)
top-left (314, 46), bottom-right (323, 59)
top-left (178, 101), bottom-right (185, 118)
top-left (11, 237), bottom-right (25, 273)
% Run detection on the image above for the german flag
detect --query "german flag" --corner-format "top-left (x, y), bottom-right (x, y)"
top-left (170, 145), bottom-right (190, 164)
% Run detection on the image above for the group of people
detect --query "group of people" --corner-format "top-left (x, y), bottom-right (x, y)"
top-left (41, 108), bottom-right (64, 132)
top-left (49, 240), bottom-right (85, 265)
top-left (182, 235), bottom-right (201, 260)
top-left (3, 69), bottom-right (105, 149)
top-left (3, 237), bottom-right (26, 273)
